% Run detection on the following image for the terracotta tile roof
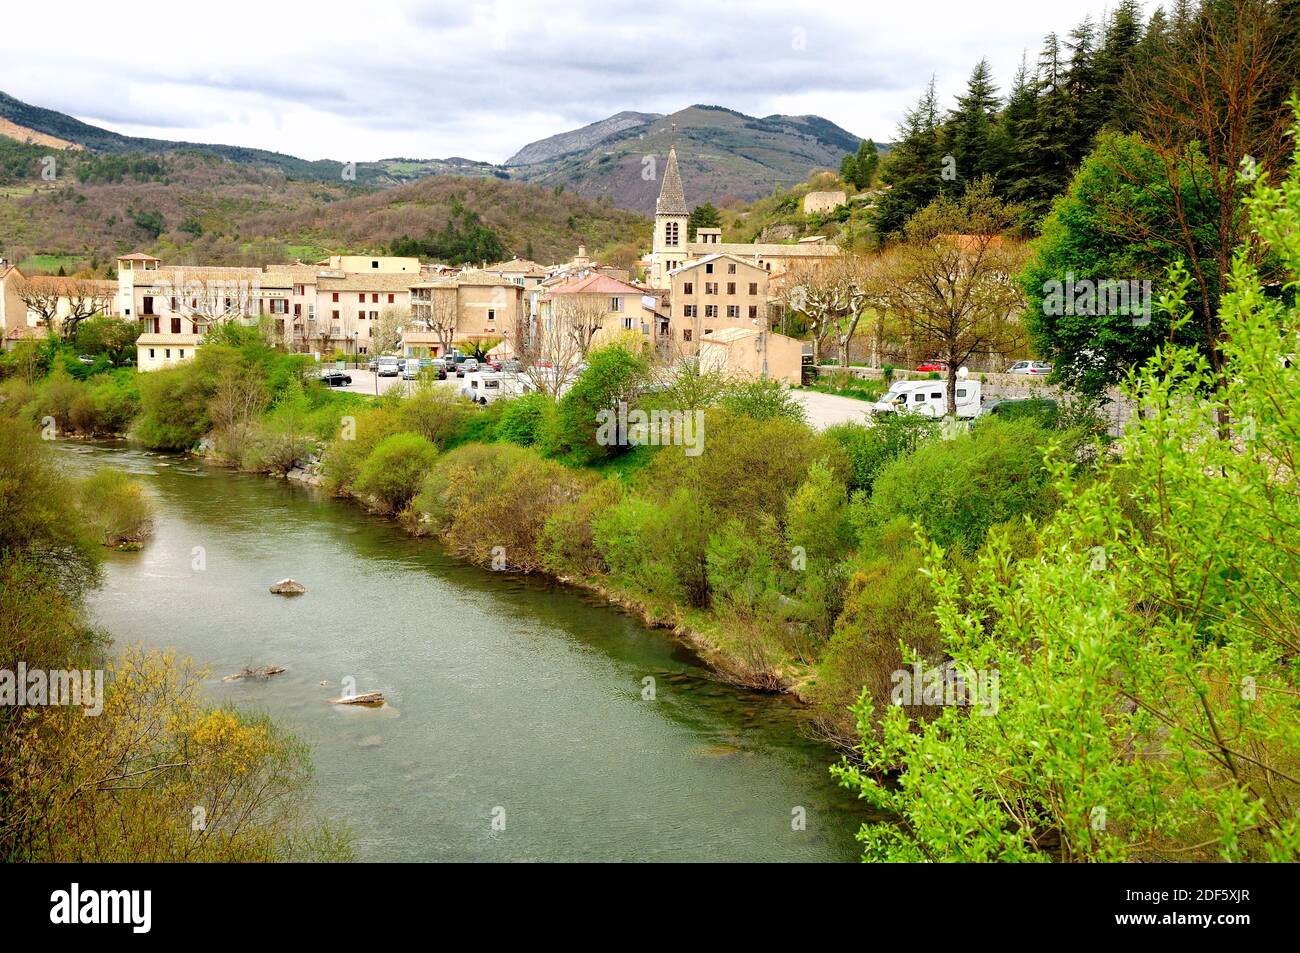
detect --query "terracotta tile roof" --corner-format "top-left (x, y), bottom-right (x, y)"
top-left (543, 273), bottom-right (644, 299)
top-left (309, 273), bottom-right (419, 293)
top-left (133, 266), bottom-right (270, 288)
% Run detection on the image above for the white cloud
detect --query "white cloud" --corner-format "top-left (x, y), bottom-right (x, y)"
top-left (0, 0), bottom-right (1160, 162)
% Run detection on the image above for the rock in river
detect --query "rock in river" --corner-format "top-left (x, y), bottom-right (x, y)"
top-left (269, 578), bottom-right (307, 595)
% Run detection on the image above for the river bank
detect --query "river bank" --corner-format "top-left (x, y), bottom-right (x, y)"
top-left (62, 439), bottom-right (867, 861)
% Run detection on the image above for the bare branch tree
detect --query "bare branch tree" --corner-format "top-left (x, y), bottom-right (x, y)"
top-left (876, 180), bottom-right (1028, 414)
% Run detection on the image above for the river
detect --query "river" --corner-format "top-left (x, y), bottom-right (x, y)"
top-left (59, 441), bottom-right (866, 862)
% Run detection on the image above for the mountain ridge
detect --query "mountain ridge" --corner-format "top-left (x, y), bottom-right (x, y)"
top-left (0, 92), bottom-right (867, 212)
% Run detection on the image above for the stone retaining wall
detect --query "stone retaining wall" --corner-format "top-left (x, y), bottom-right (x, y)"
top-left (813, 365), bottom-right (1134, 435)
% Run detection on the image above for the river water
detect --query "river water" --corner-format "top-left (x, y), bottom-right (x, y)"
top-left (60, 441), bottom-right (865, 862)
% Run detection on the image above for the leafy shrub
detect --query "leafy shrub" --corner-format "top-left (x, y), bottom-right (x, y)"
top-left (414, 443), bottom-right (591, 571)
top-left (547, 344), bottom-right (649, 464)
top-left (134, 364), bottom-right (213, 449)
top-left (539, 477), bottom-right (623, 577)
top-left (397, 384), bottom-right (476, 448)
top-left (718, 377), bottom-right (806, 423)
top-left (353, 433), bottom-right (439, 513)
top-left (593, 488), bottom-right (711, 608)
top-left (496, 392), bottom-right (555, 447)
top-left (639, 408), bottom-right (847, 524)
top-left (808, 520), bottom-right (945, 744)
top-left (825, 414), bottom-right (938, 495)
top-left (866, 417), bottom-right (1064, 552)
top-left (77, 468), bottom-right (154, 546)
top-left (320, 403), bottom-right (404, 494)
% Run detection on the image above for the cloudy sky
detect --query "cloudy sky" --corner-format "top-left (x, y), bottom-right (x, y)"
top-left (0, 0), bottom-right (1156, 164)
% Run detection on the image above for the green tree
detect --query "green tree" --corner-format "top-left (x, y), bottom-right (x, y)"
top-left (833, 129), bottom-right (1300, 861)
top-left (1020, 132), bottom-right (1219, 396)
top-left (687, 203), bottom-right (722, 240)
top-left (946, 59), bottom-right (1003, 190)
top-left (873, 78), bottom-right (946, 237)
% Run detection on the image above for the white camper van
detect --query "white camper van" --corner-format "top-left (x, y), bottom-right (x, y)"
top-left (872, 378), bottom-right (982, 419)
top-left (461, 372), bottom-right (529, 405)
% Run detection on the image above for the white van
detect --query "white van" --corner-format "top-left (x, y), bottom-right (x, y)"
top-left (873, 378), bottom-right (982, 419)
top-left (461, 372), bottom-right (529, 405)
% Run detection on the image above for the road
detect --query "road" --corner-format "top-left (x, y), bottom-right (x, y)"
top-left (325, 369), bottom-right (875, 430)
top-left (791, 389), bottom-right (875, 430)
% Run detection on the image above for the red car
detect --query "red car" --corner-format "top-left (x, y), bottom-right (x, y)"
top-left (489, 359), bottom-right (503, 372)
top-left (915, 360), bottom-right (948, 372)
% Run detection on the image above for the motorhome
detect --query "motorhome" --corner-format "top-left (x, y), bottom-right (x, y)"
top-left (461, 372), bottom-right (528, 405)
top-left (872, 378), bottom-right (982, 419)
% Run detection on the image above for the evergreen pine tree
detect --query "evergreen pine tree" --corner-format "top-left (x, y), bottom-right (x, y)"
top-left (947, 58), bottom-right (1003, 190)
top-left (873, 78), bottom-right (945, 236)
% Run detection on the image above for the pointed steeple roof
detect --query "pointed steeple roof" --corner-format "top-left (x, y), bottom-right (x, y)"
top-left (655, 147), bottom-right (688, 216)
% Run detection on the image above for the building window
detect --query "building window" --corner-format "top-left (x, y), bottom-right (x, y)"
top-left (665, 222), bottom-right (679, 247)
top-left (372, 260), bottom-right (379, 269)
top-left (372, 293), bottom-right (379, 303)
top-left (370, 311), bottom-right (378, 321)
top-left (748, 282), bottom-right (758, 295)
top-left (727, 263), bottom-right (736, 274)
top-left (727, 305), bottom-right (739, 318)
top-left (359, 311), bottom-right (367, 320)
top-left (705, 305), bottom-right (717, 318)
top-left (149, 348), bottom-right (155, 359)
top-left (143, 296), bottom-right (154, 314)
top-left (165, 349), bottom-right (171, 359)
top-left (332, 310), bottom-right (340, 320)
top-left (609, 297), bottom-right (622, 312)
top-left (683, 328), bottom-right (692, 342)
top-left (684, 305), bottom-right (696, 318)
top-left (179, 349), bottom-right (185, 358)
top-left (170, 297), bottom-right (178, 311)
top-left (295, 285), bottom-right (305, 296)
top-left (388, 294), bottom-right (395, 304)
top-left (705, 282), bottom-right (717, 295)
top-left (170, 317), bottom-right (181, 334)
top-left (748, 305), bottom-right (759, 319)
top-left (358, 294), bottom-right (365, 303)
top-left (705, 262), bottom-right (713, 274)
top-left (294, 304), bottom-right (302, 317)
top-left (683, 281), bottom-right (693, 294)
top-left (333, 293), bottom-right (339, 302)
top-left (623, 317), bottom-right (633, 330)
top-left (487, 309), bottom-right (496, 322)
top-left (727, 282), bottom-right (736, 294)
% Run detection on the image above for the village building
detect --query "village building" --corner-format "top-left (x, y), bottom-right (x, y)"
top-left (647, 147), bottom-right (840, 290)
top-left (666, 253), bottom-right (769, 356)
top-left (698, 326), bottom-right (803, 385)
top-left (406, 270), bottom-right (524, 358)
top-left (539, 272), bottom-right (665, 352)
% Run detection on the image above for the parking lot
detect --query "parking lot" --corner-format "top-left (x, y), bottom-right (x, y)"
top-left (320, 365), bottom-right (877, 430)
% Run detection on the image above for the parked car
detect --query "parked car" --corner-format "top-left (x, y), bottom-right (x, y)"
top-left (987, 397), bottom-right (1058, 421)
top-left (502, 358), bottom-right (522, 373)
top-left (367, 358), bottom-right (379, 372)
top-left (488, 359), bottom-right (502, 372)
top-left (872, 379), bottom-right (983, 419)
top-left (401, 359), bottom-right (421, 380)
top-left (318, 369), bottom-right (353, 387)
top-left (1006, 360), bottom-right (1053, 376)
top-left (377, 357), bottom-right (400, 377)
top-left (915, 359), bottom-right (948, 372)
top-left (462, 358), bottom-right (480, 374)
